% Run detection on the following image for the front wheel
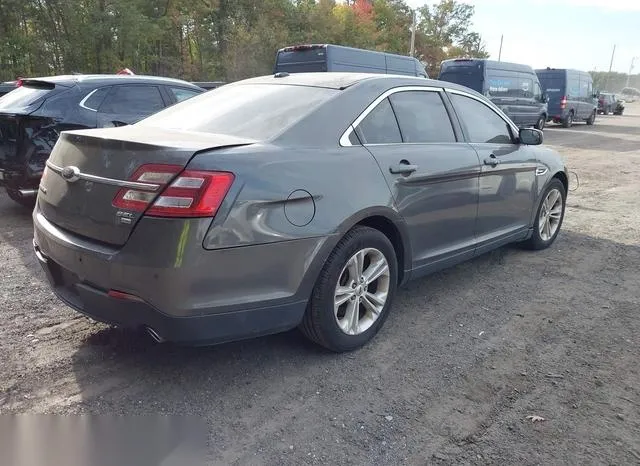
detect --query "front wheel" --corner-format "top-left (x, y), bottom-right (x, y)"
top-left (586, 110), bottom-right (596, 125)
top-left (299, 226), bottom-right (398, 352)
top-left (535, 115), bottom-right (546, 130)
top-left (521, 179), bottom-right (566, 250)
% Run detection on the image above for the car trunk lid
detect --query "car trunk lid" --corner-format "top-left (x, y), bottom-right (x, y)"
top-left (38, 126), bottom-right (255, 246)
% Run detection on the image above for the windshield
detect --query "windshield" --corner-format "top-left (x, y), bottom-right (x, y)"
top-left (138, 83), bottom-right (338, 140)
top-left (438, 69), bottom-right (483, 93)
top-left (0, 86), bottom-right (53, 111)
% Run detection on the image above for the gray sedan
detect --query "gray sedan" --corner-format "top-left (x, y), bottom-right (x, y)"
top-left (33, 73), bottom-right (567, 352)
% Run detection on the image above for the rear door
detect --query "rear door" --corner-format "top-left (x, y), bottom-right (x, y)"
top-left (97, 84), bottom-right (167, 128)
top-left (447, 90), bottom-right (537, 251)
top-left (354, 87), bottom-right (481, 271)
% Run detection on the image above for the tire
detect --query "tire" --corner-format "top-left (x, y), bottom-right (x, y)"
top-left (562, 112), bottom-right (573, 128)
top-left (586, 110), bottom-right (596, 125)
top-left (521, 179), bottom-right (566, 250)
top-left (299, 226), bottom-right (398, 352)
top-left (6, 188), bottom-right (36, 208)
top-left (534, 115), bottom-right (546, 131)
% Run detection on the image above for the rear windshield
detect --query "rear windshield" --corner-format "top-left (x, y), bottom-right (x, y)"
top-left (537, 74), bottom-right (564, 93)
top-left (275, 49), bottom-right (327, 73)
top-left (138, 83), bottom-right (338, 140)
top-left (0, 86), bottom-right (53, 111)
top-left (438, 68), bottom-right (483, 93)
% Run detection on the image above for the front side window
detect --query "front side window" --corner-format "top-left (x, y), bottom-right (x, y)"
top-left (450, 93), bottom-right (513, 144)
top-left (389, 91), bottom-right (456, 143)
top-left (355, 98), bottom-right (402, 144)
top-left (99, 85), bottom-right (165, 115)
top-left (533, 81), bottom-right (542, 100)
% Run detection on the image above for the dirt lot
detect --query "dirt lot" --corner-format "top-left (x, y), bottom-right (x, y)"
top-left (1, 105), bottom-right (639, 465)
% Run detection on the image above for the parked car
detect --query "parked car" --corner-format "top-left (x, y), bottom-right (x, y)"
top-left (0, 74), bottom-right (203, 206)
top-left (0, 81), bottom-right (17, 98)
top-left (274, 44), bottom-right (428, 77)
top-left (33, 73), bottom-right (567, 352)
top-left (438, 59), bottom-right (548, 130)
top-left (535, 68), bottom-right (597, 127)
top-left (597, 92), bottom-right (618, 114)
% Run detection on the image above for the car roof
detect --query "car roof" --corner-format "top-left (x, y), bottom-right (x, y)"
top-left (229, 72), bottom-right (466, 91)
top-left (442, 58), bottom-right (534, 73)
top-left (17, 74), bottom-right (200, 89)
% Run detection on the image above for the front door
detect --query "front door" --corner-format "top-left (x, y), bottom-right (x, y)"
top-left (353, 88), bottom-right (481, 273)
top-left (446, 91), bottom-right (537, 253)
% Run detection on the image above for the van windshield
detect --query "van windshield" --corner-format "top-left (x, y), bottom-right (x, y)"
top-left (438, 68), bottom-right (483, 93)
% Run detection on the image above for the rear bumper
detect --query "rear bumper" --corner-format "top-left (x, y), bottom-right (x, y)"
top-left (33, 207), bottom-right (333, 345)
top-left (34, 242), bottom-right (305, 344)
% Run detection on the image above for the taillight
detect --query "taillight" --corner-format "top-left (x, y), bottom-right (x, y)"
top-left (560, 96), bottom-right (567, 109)
top-left (112, 164), bottom-right (234, 218)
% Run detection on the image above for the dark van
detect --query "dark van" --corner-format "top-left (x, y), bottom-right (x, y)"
top-left (274, 44), bottom-right (428, 78)
top-left (535, 68), bottom-right (597, 127)
top-left (438, 59), bottom-right (548, 129)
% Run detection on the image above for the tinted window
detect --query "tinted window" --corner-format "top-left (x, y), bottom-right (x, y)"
top-left (100, 85), bottom-right (164, 115)
top-left (533, 81), bottom-right (542, 100)
top-left (139, 84), bottom-right (337, 140)
top-left (81, 87), bottom-right (110, 111)
top-left (537, 73), bottom-right (564, 94)
top-left (170, 87), bottom-right (200, 103)
top-left (450, 93), bottom-right (513, 144)
top-left (0, 86), bottom-right (53, 110)
top-left (355, 98), bottom-right (402, 144)
top-left (389, 91), bottom-right (455, 143)
top-left (579, 79), bottom-right (589, 98)
top-left (567, 74), bottom-right (580, 98)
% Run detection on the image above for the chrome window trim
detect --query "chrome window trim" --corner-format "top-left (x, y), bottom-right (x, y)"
top-left (339, 85), bottom-right (444, 147)
top-left (46, 160), bottom-right (160, 192)
top-left (445, 88), bottom-right (520, 136)
top-left (78, 88), bottom-right (101, 112)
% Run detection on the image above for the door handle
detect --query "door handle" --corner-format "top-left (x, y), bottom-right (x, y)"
top-left (483, 156), bottom-right (501, 167)
top-left (389, 163), bottom-right (418, 175)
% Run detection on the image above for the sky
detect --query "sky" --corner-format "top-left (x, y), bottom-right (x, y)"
top-left (404, 0), bottom-right (640, 73)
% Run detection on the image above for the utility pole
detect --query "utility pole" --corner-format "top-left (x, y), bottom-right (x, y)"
top-left (409, 9), bottom-right (416, 57)
top-left (498, 35), bottom-right (503, 62)
top-left (626, 56), bottom-right (639, 89)
top-left (605, 44), bottom-right (616, 90)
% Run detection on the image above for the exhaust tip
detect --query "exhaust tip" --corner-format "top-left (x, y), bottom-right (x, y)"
top-left (146, 327), bottom-right (165, 343)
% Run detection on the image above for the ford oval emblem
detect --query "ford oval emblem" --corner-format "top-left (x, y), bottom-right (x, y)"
top-left (61, 166), bottom-right (81, 183)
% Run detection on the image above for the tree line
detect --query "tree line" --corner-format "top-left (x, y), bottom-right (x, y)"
top-left (0, 0), bottom-right (489, 82)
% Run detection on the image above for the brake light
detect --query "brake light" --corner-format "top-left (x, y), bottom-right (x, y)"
top-left (112, 164), bottom-right (234, 218)
top-left (560, 96), bottom-right (567, 109)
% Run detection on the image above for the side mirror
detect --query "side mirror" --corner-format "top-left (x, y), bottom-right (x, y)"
top-left (540, 94), bottom-right (548, 103)
top-left (519, 127), bottom-right (543, 145)
top-left (592, 93), bottom-right (598, 99)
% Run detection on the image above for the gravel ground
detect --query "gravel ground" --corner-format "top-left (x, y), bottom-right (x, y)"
top-left (1, 105), bottom-right (639, 465)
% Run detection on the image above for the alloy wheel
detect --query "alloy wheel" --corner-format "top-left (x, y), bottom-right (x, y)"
top-left (538, 188), bottom-right (563, 241)
top-left (334, 248), bottom-right (390, 336)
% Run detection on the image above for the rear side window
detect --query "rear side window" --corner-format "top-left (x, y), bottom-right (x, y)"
top-left (138, 84), bottom-right (337, 140)
top-left (80, 87), bottom-right (110, 111)
top-left (450, 93), bottom-right (513, 144)
top-left (169, 87), bottom-right (200, 103)
top-left (389, 91), bottom-right (455, 143)
top-left (355, 98), bottom-right (402, 144)
top-left (99, 85), bottom-right (165, 115)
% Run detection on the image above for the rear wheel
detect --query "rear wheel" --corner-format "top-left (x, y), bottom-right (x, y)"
top-left (562, 111), bottom-right (573, 128)
top-left (521, 179), bottom-right (566, 250)
top-left (535, 115), bottom-right (546, 130)
top-left (586, 110), bottom-right (596, 125)
top-left (300, 226), bottom-right (398, 352)
top-left (6, 188), bottom-right (36, 208)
